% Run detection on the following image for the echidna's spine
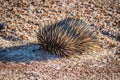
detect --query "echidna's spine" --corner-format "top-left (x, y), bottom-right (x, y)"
top-left (37, 17), bottom-right (98, 57)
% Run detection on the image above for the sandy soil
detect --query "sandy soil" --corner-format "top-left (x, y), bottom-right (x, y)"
top-left (0, 0), bottom-right (120, 80)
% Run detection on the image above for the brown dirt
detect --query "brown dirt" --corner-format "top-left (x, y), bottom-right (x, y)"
top-left (0, 0), bottom-right (120, 80)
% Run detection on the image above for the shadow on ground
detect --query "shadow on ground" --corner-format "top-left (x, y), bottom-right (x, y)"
top-left (0, 43), bottom-right (57, 63)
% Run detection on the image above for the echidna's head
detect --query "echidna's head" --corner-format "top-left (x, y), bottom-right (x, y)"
top-left (41, 40), bottom-right (62, 52)
top-left (38, 33), bottom-right (68, 57)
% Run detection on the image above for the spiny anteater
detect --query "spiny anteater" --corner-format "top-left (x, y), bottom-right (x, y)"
top-left (37, 17), bottom-right (98, 57)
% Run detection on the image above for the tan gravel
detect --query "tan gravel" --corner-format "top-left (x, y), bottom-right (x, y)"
top-left (0, 0), bottom-right (120, 80)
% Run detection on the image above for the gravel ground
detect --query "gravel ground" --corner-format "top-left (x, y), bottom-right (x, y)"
top-left (0, 0), bottom-right (120, 80)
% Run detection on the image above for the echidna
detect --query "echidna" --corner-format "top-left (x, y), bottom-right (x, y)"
top-left (37, 17), bottom-right (98, 57)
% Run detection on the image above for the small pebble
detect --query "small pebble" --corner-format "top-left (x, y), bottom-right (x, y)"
top-left (0, 24), bottom-right (4, 30)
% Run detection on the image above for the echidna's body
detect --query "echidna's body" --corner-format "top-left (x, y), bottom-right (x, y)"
top-left (37, 17), bottom-right (97, 57)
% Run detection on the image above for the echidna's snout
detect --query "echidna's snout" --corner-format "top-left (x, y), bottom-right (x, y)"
top-left (41, 40), bottom-right (63, 53)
